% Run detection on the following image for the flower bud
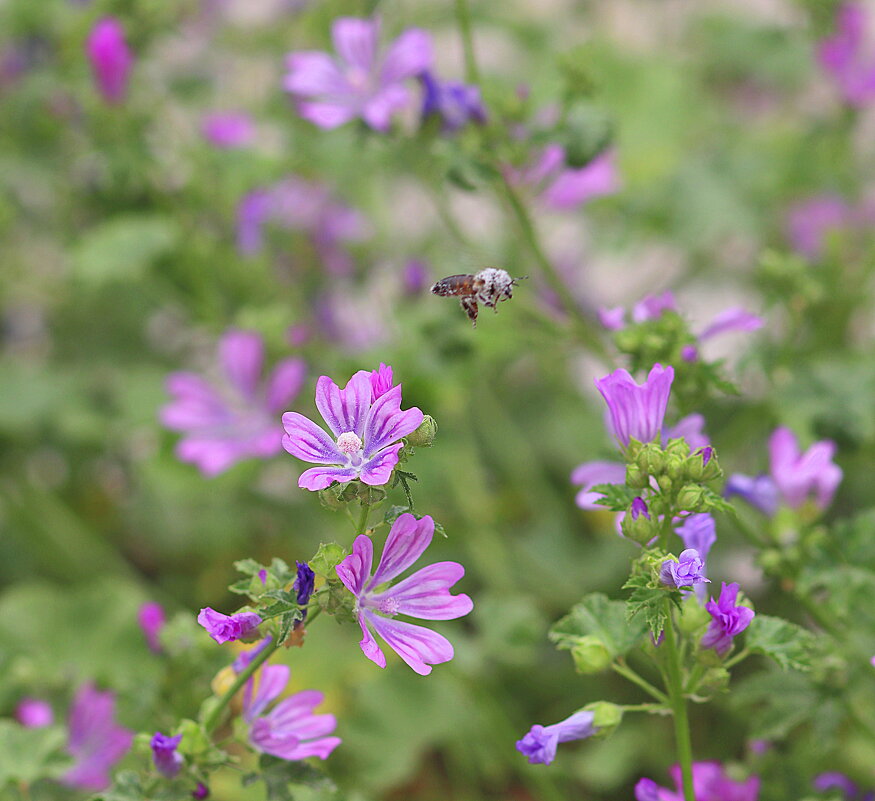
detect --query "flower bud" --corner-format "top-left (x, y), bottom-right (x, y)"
top-left (318, 485), bottom-right (346, 511)
top-left (621, 498), bottom-right (657, 544)
top-left (583, 701), bottom-right (623, 737)
top-left (758, 548), bottom-right (783, 574)
top-left (663, 437), bottom-right (691, 459)
top-left (686, 447), bottom-right (721, 482)
top-left (637, 443), bottom-right (665, 476)
top-left (665, 453), bottom-right (686, 481)
top-left (676, 483), bottom-right (707, 512)
top-left (656, 474), bottom-right (674, 493)
top-left (406, 414), bottom-right (438, 447)
top-left (570, 636), bottom-right (612, 674)
top-left (625, 463), bottom-right (649, 489)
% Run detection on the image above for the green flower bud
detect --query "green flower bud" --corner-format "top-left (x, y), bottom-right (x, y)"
top-left (656, 474), bottom-right (674, 493)
top-left (758, 548), bottom-right (783, 574)
top-left (570, 636), bottom-right (612, 674)
top-left (583, 701), bottom-right (623, 737)
top-left (621, 498), bottom-right (657, 544)
top-left (625, 463), bottom-right (649, 489)
top-left (676, 483), bottom-right (707, 512)
top-left (406, 415), bottom-right (438, 447)
top-left (696, 666), bottom-right (729, 697)
top-left (663, 438), bottom-right (691, 459)
top-left (637, 443), bottom-right (665, 476)
top-left (665, 453), bottom-right (686, 481)
top-left (686, 447), bottom-right (722, 482)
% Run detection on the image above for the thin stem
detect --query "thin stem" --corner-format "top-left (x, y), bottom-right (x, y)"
top-left (662, 603), bottom-right (695, 801)
top-left (356, 501), bottom-right (371, 536)
top-left (622, 703), bottom-right (668, 714)
top-left (723, 648), bottom-right (750, 669)
top-left (453, 0), bottom-right (481, 85)
top-left (612, 660), bottom-right (669, 704)
top-left (203, 637), bottom-right (280, 734)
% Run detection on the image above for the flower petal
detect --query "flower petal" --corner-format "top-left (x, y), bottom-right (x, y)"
top-left (297, 465), bottom-right (358, 490)
top-left (282, 412), bottom-right (345, 464)
top-left (379, 28), bottom-right (433, 84)
top-left (356, 611), bottom-right (386, 668)
top-left (296, 100), bottom-right (360, 129)
top-left (284, 52), bottom-right (349, 97)
top-left (377, 561), bottom-right (473, 620)
top-left (359, 443), bottom-right (403, 486)
top-left (331, 17), bottom-right (379, 72)
top-left (266, 358), bottom-right (307, 413)
top-left (363, 384), bottom-right (424, 457)
top-left (368, 513), bottom-right (433, 588)
top-left (361, 84), bottom-right (411, 131)
top-left (243, 664), bottom-right (289, 722)
top-left (365, 612), bottom-right (454, 675)
top-left (315, 371), bottom-right (371, 437)
top-left (570, 460), bottom-right (626, 509)
top-left (698, 307), bottom-right (763, 342)
top-left (176, 437), bottom-right (243, 477)
top-left (219, 330), bottom-right (264, 399)
top-left (336, 535), bottom-right (373, 596)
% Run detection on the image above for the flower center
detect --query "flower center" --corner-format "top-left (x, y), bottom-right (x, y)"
top-left (346, 66), bottom-right (372, 92)
top-left (377, 596), bottom-right (400, 616)
top-left (336, 431), bottom-right (363, 455)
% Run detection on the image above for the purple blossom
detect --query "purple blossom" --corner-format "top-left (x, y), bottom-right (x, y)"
top-left (201, 111), bottom-right (255, 149)
top-left (769, 427), bottom-right (842, 511)
top-left (151, 732), bottom-right (183, 778)
top-left (62, 684), bottom-right (134, 791)
top-left (598, 306), bottom-right (626, 331)
top-left (570, 460), bottom-right (627, 510)
top-left (336, 513), bottom-right (473, 675)
top-left (786, 195), bottom-right (854, 260)
top-left (725, 474), bottom-right (780, 516)
top-left (161, 330), bottom-right (306, 477)
top-left (595, 364), bottom-right (674, 448)
top-left (631, 497), bottom-right (650, 520)
top-left (236, 177), bottom-right (368, 274)
top-left (284, 17), bottom-right (433, 131)
top-left (243, 664), bottom-right (340, 760)
top-left (282, 368), bottom-right (423, 491)
top-left (138, 601), bottom-right (166, 653)
top-left (369, 363), bottom-right (394, 402)
top-left (515, 710), bottom-right (597, 765)
top-left (402, 260), bottom-right (430, 295)
top-left (813, 773), bottom-right (859, 798)
top-left (660, 549), bottom-right (710, 588)
top-left (675, 514), bottom-right (717, 564)
top-left (664, 414), bottom-right (710, 451)
top-left (15, 698), bottom-right (53, 728)
top-left (86, 18), bottom-right (132, 105)
top-left (197, 608), bottom-right (262, 644)
top-left (633, 291), bottom-right (679, 323)
top-left (698, 308), bottom-right (764, 342)
top-left (701, 582), bottom-right (755, 656)
top-left (233, 636), bottom-right (274, 674)
top-left (817, 2), bottom-right (875, 106)
top-left (636, 762), bottom-right (760, 801)
top-left (421, 70), bottom-right (487, 132)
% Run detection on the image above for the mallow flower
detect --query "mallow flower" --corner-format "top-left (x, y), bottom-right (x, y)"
top-left (515, 710), bottom-right (597, 765)
top-left (150, 732), bottom-right (183, 777)
top-left (676, 514), bottom-right (717, 599)
top-left (701, 582), bottom-right (754, 656)
top-left (660, 549), bottom-right (709, 588)
top-left (86, 18), bottom-right (132, 105)
top-left (284, 17), bottom-right (433, 131)
top-left (161, 330), bottom-right (306, 477)
top-left (282, 368), bottom-right (423, 491)
top-left (635, 762), bottom-right (760, 801)
top-left (595, 364), bottom-right (674, 448)
top-left (818, 2), bottom-right (875, 107)
top-left (336, 513), bottom-right (473, 675)
top-left (242, 664), bottom-right (341, 760)
top-left (197, 608), bottom-right (262, 644)
top-left (420, 70), bottom-right (487, 132)
top-left (62, 684), bottom-right (134, 791)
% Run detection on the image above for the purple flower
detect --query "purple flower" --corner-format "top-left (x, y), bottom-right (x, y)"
top-left (138, 601), bottom-right (166, 653)
top-left (201, 111), bottom-right (255, 148)
top-left (631, 497), bottom-right (650, 520)
top-left (570, 460), bottom-right (627, 510)
top-left (15, 698), bottom-right (53, 728)
top-left (786, 196), bottom-right (854, 260)
top-left (515, 710), bottom-right (597, 765)
top-left (193, 783), bottom-right (209, 799)
top-left (698, 308), bottom-right (764, 342)
top-left (813, 773), bottom-right (859, 798)
top-left (197, 608), bottom-right (262, 644)
top-left (769, 427), bottom-right (842, 511)
top-left (595, 364), bottom-right (674, 448)
top-left (817, 3), bottom-right (875, 106)
top-left (151, 732), bottom-right (183, 778)
top-left (664, 414), bottom-right (710, 451)
top-left (421, 70), bottom-right (486, 132)
top-left (243, 664), bottom-right (341, 760)
top-left (86, 18), bottom-right (132, 105)
top-left (636, 762), bottom-right (760, 801)
top-left (660, 549), bottom-right (710, 588)
top-left (369, 363), bottom-right (394, 402)
top-left (633, 291), bottom-right (679, 324)
top-left (233, 636), bottom-right (274, 674)
top-left (402, 260), bottom-right (430, 295)
top-left (161, 330), bottom-right (306, 477)
top-left (675, 514), bottom-right (716, 564)
top-left (701, 582), bottom-right (754, 656)
top-left (294, 562), bottom-right (315, 606)
top-left (725, 474), bottom-right (780, 516)
top-left (284, 17), bottom-right (433, 131)
top-left (282, 369), bottom-right (423, 491)
top-left (598, 306), bottom-right (626, 331)
top-left (62, 684), bottom-right (134, 791)
top-left (336, 513), bottom-right (473, 675)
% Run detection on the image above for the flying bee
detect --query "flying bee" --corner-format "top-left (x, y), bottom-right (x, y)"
top-left (431, 267), bottom-right (526, 327)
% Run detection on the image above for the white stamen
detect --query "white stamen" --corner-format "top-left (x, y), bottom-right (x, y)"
top-left (336, 431), bottom-right (363, 455)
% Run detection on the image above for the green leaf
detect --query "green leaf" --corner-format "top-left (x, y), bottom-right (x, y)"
top-left (730, 671), bottom-right (819, 739)
top-left (255, 754), bottom-right (337, 801)
top-left (90, 772), bottom-right (147, 801)
top-left (745, 615), bottom-right (817, 671)
top-left (549, 593), bottom-right (647, 657)
top-left (234, 558), bottom-right (263, 577)
top-left (308, 543), bottom-right (348, 580)
top-left (622, 573), bottom-right (676, 639)
top-left (0, 721), bottom-right (69, 787)
top-left (590, 483), bottom-right (638, 512)
top-left (259, 589), bottom-right (299, 620)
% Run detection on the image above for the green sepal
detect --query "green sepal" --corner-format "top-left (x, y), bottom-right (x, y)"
top-left (308, 542), bottom-right (348, 580)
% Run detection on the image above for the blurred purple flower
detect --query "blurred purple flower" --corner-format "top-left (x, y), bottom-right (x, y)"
top-left (664, 413), bottom-right (710, 451)
top-left (675, 514), bottom-right (716, 564)
top-left (725, 474), bottom-right (780, 516)
top-left (786, 195), bottom-right (854, 260)
top-left (701, 582), bottom-right (754, 656)
top-left (62, 684), bottom-right (133, 791)
top-left (632, 291), bottom-right (679, 323)
top-left (698, 308), bottom-right (764, 342)
top-left (336, 513), bottom-right (473, 675)
top-left (818, 2), bottom-right (875, 106)
top-left (369, 362), bottom-right (394, 401)
top-left (660, 548), bottom-right (710, 588)
top-left (402, 260), bottom-right (430, 294)
top-left (201, 111), bottom-right (255, 149)
top-left (151, 732), bottom-right (183, 778)
top-left (421, 70), bottom-right (486, 132)
top-left (237, 177), bottom-right (369, 274)
top-left (161, 330), bottom-right (306, 477)
top-left (596, 364), bottom-right (674, 448)
top-left (813, 773), bottom-right (859, 798)
top-left (193, 783), bottom-right (209, 799)
top-left (15, 698), bottom-right (53, 728)
top-left (284, 17), bottom-right (433, 131)
top-left (598, 306), bottom-right (626, 330)
top-left (636, 762), bottom-right (760, 801)
top-left (197, 608), bottom-right (262, 644)
top-left (243, 664), bottom-right (340, 760)
top-left (138, 601), bottom-right (166, 653)
top-left (233, 636), bottom-right (274, 674)
top-left (282, 368), bottom-right (422, 490)
top-left (86, 18), bottom-right (132, 105)
top-left (515, 710), bottom-right (597, 765)
top-left (570, 460), bottom-right (627, 510)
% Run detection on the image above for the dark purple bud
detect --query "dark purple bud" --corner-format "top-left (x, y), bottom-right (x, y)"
top-left (294, 561), bottom-right (316, 607)
top-left (258, 569), bottom-right (267, 585)
top-left (150, 732), bottom-right (183, 777)
top-left (631, 497), bottom-right (650, 520)
top-left (699, 447), bottom-right (713, 466)
top-left (813, 773), bottom-right (858, 798)
top-left (192, 782), bottom-right (210, 799)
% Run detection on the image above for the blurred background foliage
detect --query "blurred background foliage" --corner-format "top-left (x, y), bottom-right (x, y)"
top-left (2, 0), bottom-right (875, 798)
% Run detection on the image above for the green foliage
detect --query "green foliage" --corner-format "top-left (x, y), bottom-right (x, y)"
top-left (550, 593), bottom-right (647, 658)
top-left (745, 615), bottom-right (818, 672)
top-left (243, 755), bottom-right (336, 801)
top-left (0, 722), bottom-right (69, 787)
top-left (591, 483), bottom-right (638, 511)
top-left (308, 543), bottom-right (348, 580)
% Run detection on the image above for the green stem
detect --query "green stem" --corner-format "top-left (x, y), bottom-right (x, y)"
top-left (203, 637), bottom-right (280, 734)
top-left (612, 660), bottom-right (669, 704)
top-left (622, 703), bottom-right (668, 714)
top-left (662, 603), bottom-right (695, 801)
top-left (356, 502), bottom-right (371, 536)
top-left (723, 648), bottom-right (750, 669)
top-left (453, 0), bottom-right (481, 85)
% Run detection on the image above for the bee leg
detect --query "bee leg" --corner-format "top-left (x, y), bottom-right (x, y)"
top-left (461, 297), bottom-right (479, 327)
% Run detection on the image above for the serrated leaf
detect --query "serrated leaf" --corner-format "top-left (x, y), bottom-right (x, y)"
top-left (228, 578), bottom-right (253, 596)
top-left (234, 558), bottom-right (263, 578)
top-left (591, 483), bottom-right (637, 511)
top-left (745, 615), bottom-right (817, 671)
top-left (277, 609), bottom-right (304, 643)
top-left (549, 593), bottom-right (647, 657)
top-left (90, 771), bottom-right (146, 801)
top-left (699, 488), bottom-right (736, 516)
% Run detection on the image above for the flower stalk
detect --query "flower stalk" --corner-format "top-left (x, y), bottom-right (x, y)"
top-left (662, 601), bottom-right (695, 801)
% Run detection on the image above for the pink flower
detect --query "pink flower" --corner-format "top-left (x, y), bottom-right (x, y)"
top-left (284, 17), bottom-right (433, 131)
top-left (138, 601), bottom-right (166, 653)
top-left (768, 427), bottom-right (842, 510)
top-left (636, 762), bottom-right (760, 801)
top-left (818, 2), bottom-right (875, 106)
top-left (161, 330), bottom-right (306, 477)
top-left (86, 18), bottom-right (132, 104)
top-left (197, 608), bottom-right (262, 644)
top-left (201, 111), bottom-right (255, 148)
top-left (15, 698), bottom-right (53, 728)
top-left (282, 368), bottom-right (422, 491)
top-left (596, 364), bottom-right (675, 448)
top-left (336, 514), bottom-right (473, 675)
top-left (243, 664), bottom-right (341, 760)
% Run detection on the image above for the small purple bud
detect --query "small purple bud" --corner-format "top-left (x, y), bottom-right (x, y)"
top-left (201, 112), bottom-right (255, 149)
top-left (150, 732), bottom-right (183, 778)
top-left (369, 363), bottom-right (394, 402)
top-left (650, 631), bottom-right (665, 648)
top-left (258, 569), bottom-right (267, 585)
top-left (813, 773), bottom-right (858, 798)
top-left (197, 608), bottom-right (262, 644)
top-left (631, 497), bottom-right (650, 520)
top-left (15, 698), bottom-right (53, 728)
top-left (748, 739), bottom-right (771, 755)
top-left (699, 447), bottom-right (713, 466)
top-left (681, 344), bottom-right (699, 362)
top-left (192, 782), bottom-right (210, 799)
top-left (403, 260), bottom-right (429, 295)
top-left (294, 561), bottom-right (316, 607)
top-left (286, 323), bottom-right (312, 347)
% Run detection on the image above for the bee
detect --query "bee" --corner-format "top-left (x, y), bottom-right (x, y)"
top-left (431, 268), bottom-right (525, 327)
